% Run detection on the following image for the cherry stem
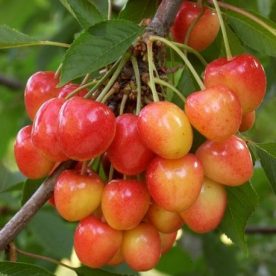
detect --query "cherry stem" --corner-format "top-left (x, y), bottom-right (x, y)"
top-left (147, 41), bottom-right (160, 102)
top-left (210, 1), bottom-right (276, 36)
top-left (150, 36), bottom-right (205, 90)
top-left (81, 74), bottom-right (90, 85)
top-left (0, 41), bottom-right (70, 49)
top-left (120, 94), bottom-right (128, 115)
top-left (154, 78), bottom-right (186, 103)
top-left (108, 0), bottom-right (112, 20)
top-left (131, 56), bottom-right (142, 115)
top-left (65, 79), bottom-right (97, 99)
top-left (54, 64), bottom-right (63, 79)
top-left (108, 165), bottom-right (114, 182)
top-left (16, 247), bottom-right (76, 271)
top-left (81, 161), bottom-right (88, 175)
top-left (212, 0), bottom-right (232, 59)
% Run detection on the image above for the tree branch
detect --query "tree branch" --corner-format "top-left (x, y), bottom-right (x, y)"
top-left (245, 227), bottom-right (276, 235)
top-left (0, 161), bottom-right (75, 251)
top-left (0, 74), bottom-right (23, 90)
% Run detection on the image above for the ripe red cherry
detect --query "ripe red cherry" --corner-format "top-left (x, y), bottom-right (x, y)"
top-left (101, 179), bottom-right (150, 230)
top-left (107, 248), bottom-right (124, 266)
top-left (24, 71), bottom-right (61, 120)
top-left (204, 54), bottom-right (267, 113)
top-left (160, 231), bottom-right (177, 254)
top-left (171, 1), bottom-right (220, 51)
top-left (14, 125), bottom-right (55, 179)
top-left (185, 85), bottom-right (242, 141)
top-left (239, 111), bottom-right (255, 132)
top-left (54, 169), bottom-right (104, 221)
top-left (58, 83), bottom-right (88, 98)
top-left (32, 98), bottom-right (67, 162)
top-left (107, 114), bottom-right (154, 175)
top-left (74, 216), bottom-right (122, 268)
top-left (146, 154), bottom-right (204, 212)
top-left (180, 178), bottom-right (227, 233)
top-left (122, 223), bottom-right (161, 271)
top-left (137, 101), bottom-right (193, 159)
top-left (196, 136), bottom-right (253, 186)
top-left (58, 97), bottom-right (116, 161)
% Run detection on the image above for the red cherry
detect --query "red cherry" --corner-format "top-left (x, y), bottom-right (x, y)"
top-left (14, 125), bottom-right (55, 179)
top-left (160, 231), bottom-right (177, 254)
top-left (171, 1), bottom-right (220, 51)
top-left (185, 85), bottom-right (242, 141)
top-left (107, 114), bottom-right (154, 175)
top-left (58, 83), bottom-right (88, 98)
top-left (204, 54), bottom-right (267, 113)
top-left (24, 71), bottom-right (61, 120)
top-left (58, 97), bottom-right (116, 161)
top-left (239, 111), bottom-right (256, 132)
top-left (32, 98), bottom-right (67, 162)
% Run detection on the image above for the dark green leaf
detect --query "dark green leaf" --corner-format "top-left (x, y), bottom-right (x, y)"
top-left (60, 20), bottom-right (142, 84)
top-left (219, 182), bottom-right (258, 252)
top-left (76, 266), bottom-right (116, 276)
top-left (0, 164), bottom-right (24, 193)
top-left (225, 10), bottom-right (276, 57)
top-left (103, 263), bottom-right (138, 276)
top-left (0, 261), bottom-right (54, 276)
top-left (119, 0), bottom-right (157, 23)
top-left (254, 143), bottom-right (276, 193)
top-left (21, 179), bottom-right (43, 206)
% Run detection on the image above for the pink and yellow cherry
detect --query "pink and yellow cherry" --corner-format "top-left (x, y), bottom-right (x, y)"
top-left (204, 54), bottom-right (267, 113)
top-left (54, 169), bottom-right (104, 221)
top-left (58, 96), bottom-right (116, 161)
top-left (122, 223), bottom-right (161, 271)
top-left (137, 101), bottom-right (193, 159)
top-left (24, 71), bottom-right (61, 120)
top-left (147, 203), bottom-right (183, 233)
top-left (107, 114), bottom-right (154, 175)
top-left (196, 135), bottom-right (253, 186)
top-left (180, 178), bottom-right (227, 233)
top-left (101, 179), bottom-right (150, 230)
top-left (74, 216), bottom-right (122, 268)
top-left (160, 231), bottom-right (178, 254)
top-left (14, 125), bottom-right (55, 179)
top-left (107, 248), bottom-right (124, 266)
top-left (58, 83), bottom-right (88, 98)
top-left (32, 98), bottom-right (67, 162)
top-left (171, 1), bottom-right (220, 51)
top-left (240, 111), bottom-right (256, 132)
top-left (185, 85), bottom-right (242, 141)
top-left (146, 154), bottom-right (204, 212)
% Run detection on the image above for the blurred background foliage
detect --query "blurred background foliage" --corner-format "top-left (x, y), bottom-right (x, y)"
top-left (0, 0), bottom-right (275, 275)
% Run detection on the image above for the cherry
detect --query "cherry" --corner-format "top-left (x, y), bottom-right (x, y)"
top-left (147, 203), bottom-right (183, 233)
top-left (107, 114), bottom-right (154, 175)
top-left (58, 96), bottom-right (116, 161)
top-left (54, 169), bottom-right (104, 221)
top-left (74, 216), bottom-right (122, 268)
top-left (14, 125), bottom-right (55, 179)
top-left (24, 71), bottom-right (61, 120)
top-left (101, 179), bottom-right (150, 230)
top-left (146, 154), bottom-right (204, 212)
top-left (107, 248), bottom-right (124, 266)
top-left (122, 223), bottom-right (161, 271)
top-left (171, 1), bottom-right (220, 51)
top-left (185, 85), bottom-right (242, 141)
top-left (204, 54), bottom-right (267, 113)
top-left (196, 135), bottom-right (253, 186)
top-left (160, 231), bottom-right (177, 254)
top-left (240, 111), bottom-right (256, 132)
top-left (180, 178), bottom-right (227, 233)
top-left (58, 83), bottom-right (88, 98)
top-left (137, 101), bottom-right (193, 159)
top-left (32, 98), bottom-right (67, 162)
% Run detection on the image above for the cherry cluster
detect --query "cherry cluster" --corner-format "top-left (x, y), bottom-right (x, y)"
top-left (13, 1), bottom-right (267, 273)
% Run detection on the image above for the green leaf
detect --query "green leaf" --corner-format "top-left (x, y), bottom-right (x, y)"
top-left (76, 266), bottom-right (116, 276)
top-left (60, 20), bottom-right (142, 84)
top-left (219, 182), bottom-right (258, 252)
top-left (225, 10), bottom-right (276, 57)
top-left (21, 179), bottom-right (43, 206)
top-left (0, 25), bottom-right (39, 49)
top-left (119, 0), bottom-right (157, 23)
top-left (254, 143), bottom-right (276, 193)
top-left (0, 164), bottom-right (24, 193)
top-left (88, 0), bottom-right (108, 18)
top-left (0, 261), bottom-right (54, 276)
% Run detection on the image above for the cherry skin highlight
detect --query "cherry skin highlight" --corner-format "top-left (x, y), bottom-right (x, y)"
top-left (58, 83), bottom-right (88, 98)
top-left (160, 231), bottom-right (178, 254)
top-left (101, 179), bottom-right (150, 230)
top-left (122, 223), bottom-right (161, 271)
top-left (180, 178), bottom-right (227, 233)
top-left (14, 125), bottom-right (55, 179)
top-left (58, 96), bottom-right (116, 161)
top-left (107, 113), bottom-right (154, 175)
top-left (196, 135), bottom-right (253, 186)
top-left (24, 71), bottom-right (61, 120)
top-left (74, 216), bottom-right (123, 268)
top-left (240, 111), bottom-right (256, 132)
top-left (204, 54), bottom-right (267, 113)
top-left (185, 85), bottom-right (242, 141)
top-left (171, 1), bottom-right (220, 51)
top-left (54, 169), bottom-right (104, 221)
top-left (137, 101), bottom-right (193, 159)
top-left (146, 154), bottom-right (204, 212)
